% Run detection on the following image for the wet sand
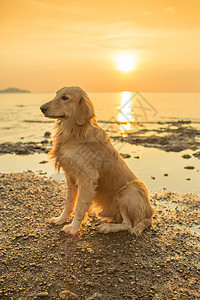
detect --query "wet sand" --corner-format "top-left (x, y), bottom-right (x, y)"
top-left (0, 172), bottom-right (199, 299)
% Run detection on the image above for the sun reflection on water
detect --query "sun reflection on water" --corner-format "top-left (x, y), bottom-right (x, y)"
top-left (118, 91), bottom-right (134, 131)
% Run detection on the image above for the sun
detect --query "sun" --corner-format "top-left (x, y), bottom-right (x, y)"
top-left (116, 53), bottom-right (136, 72)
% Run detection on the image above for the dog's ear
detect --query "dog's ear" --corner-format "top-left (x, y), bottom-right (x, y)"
top-left (76, 95), bottom-right (95, 125)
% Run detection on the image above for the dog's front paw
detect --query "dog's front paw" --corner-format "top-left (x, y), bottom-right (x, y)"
top-left (99, 223), bottom-right (111, 234)
top-left (62, 224), bottom-right (79, 236)
top-left (50, 216), bottom-right (66, 225)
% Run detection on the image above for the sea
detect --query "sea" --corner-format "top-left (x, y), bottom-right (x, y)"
top-left (0, 92), bottom-right (200, 193)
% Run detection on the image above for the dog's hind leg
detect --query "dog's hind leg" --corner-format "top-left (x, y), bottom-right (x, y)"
top-left (99, 212), bottom-right (132, 234)
top-left (99, 179), bottom-right (154, 235)
top-left (130, 217), bottom-right (153, 235)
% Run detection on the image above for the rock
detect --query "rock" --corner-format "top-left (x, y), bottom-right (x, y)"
top-left (85, 281), bottom-right (94, 286)
top-left (41, 140), bottom-right (49, 144)
top-left (193, 151), bottom-right (200, 159)
top-left (120, 153), bottom-right (131, 158)
top-left (86, 292), bottom-right (102, 300)
top-left (182, 154), bottom-right (191, 159)
top-left (184, 166), bottom-right (195, 170)
top-left (59, 290), bottom-right (79, 299)
top-left (151, 176), bottom-right (156, 180)
top-left (0, 142), bottom-right (50, 155)
top-left (39, 160), bottom-right (48, 164)
top-left (85, 267), bottom-right (91, 272)
top-left (44, 131), bottom-right (51, 138)
top-left (87, 248), bottom-right (94, 254)
top-left (185, 178), bottom-right (191, 181)
top-left (39, 171), bottom-right (47, 175)
top-left (37, 291), bottom-right (49, 298)
top-left (107, 267), bottom-right (117, 273)
top-left (95, 260), bottom-right (100, 264)
top-left (164, 173), bottom-right (168, 176)
top-left (166, 145), bottom-right (185, 152)
top-left (113, 123), bottom-right (200, 153)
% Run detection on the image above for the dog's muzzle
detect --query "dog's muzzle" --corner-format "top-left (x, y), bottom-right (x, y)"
top-left (40, 105), bottom-right (47, 114)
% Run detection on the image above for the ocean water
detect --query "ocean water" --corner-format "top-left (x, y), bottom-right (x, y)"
top-left (0, 92), bottom-right (200, 143)
top-left (0, 92), bottom-right (200, 193)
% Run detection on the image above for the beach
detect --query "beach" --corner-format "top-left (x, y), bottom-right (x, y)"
top-left (0, 92), bottom-right (200, 299)
top-left (0, 172), bottom-right (199, 299)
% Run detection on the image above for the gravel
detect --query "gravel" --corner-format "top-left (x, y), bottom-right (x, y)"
top-left (0, 172), bottom-right (199, 299)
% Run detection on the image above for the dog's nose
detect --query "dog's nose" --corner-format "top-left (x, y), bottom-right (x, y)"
top-left (40, 105), bottom-right (47, 113)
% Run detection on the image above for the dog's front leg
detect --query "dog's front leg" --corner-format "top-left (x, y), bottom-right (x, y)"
top-left (62, 180), bottom-right (97, 236)
top-left (51, 184), bottom-right (77, 225)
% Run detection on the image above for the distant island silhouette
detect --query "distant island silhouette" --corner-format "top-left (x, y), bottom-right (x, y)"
top-left (0, 88), bottom-right (30, 93)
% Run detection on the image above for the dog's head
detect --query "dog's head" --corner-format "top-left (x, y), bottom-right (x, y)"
top-left (40, 86), bottom-right (95, 125)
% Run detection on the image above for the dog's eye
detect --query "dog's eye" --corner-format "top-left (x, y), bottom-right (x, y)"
top-left (61, 96), bottom-right (69, 101)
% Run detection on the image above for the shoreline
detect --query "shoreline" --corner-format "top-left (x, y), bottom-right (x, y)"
top-left (0, 120), bottom-right (199, 194)
top-left (0, 120), bottom-right (199, 155)
top-left (0, 172), bottom-right (199, 299)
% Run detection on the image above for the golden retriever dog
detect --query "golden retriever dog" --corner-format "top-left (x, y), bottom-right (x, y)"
top-left (40, 86), bottom-right (154, 236)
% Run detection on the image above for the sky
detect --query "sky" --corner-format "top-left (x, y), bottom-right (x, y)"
top-left (0, 0), bottom-right (200, 92)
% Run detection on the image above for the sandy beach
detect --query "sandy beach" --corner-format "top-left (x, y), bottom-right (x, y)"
top-left (0, 171), bottom-right (199, 299)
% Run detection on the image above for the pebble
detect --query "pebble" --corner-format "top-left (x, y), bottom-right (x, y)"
top-left (44, 132), bottom-right (51, 138)
top-left (85, 268), bottom-right (91, 272)
top-left (36, 291), bottom-right (49, 298)
top-left (87, 248), bottom-right (94, 254)
top-left (86, 292), bottom-right (102, 300)
top-left (39, 160), bottom-right (48, 164)
top-left (193, 151), bottom-right (200, 158)
top-left (182, 154), bottom-right (191, 159)
top-left (184, 166), bottom-right (195, 170)
top-left (120, 153), bottom-right (131, 159)
top-left (95, 260), bottom-right (100, 264)
top-left (59, 290), bottom-right (79, 299)
top-left (85, 281), bottom-right (94, 286)
top-left (41, 140), bottom-right (49, 144)
top-left (107, 267), bottom-right (117, 273)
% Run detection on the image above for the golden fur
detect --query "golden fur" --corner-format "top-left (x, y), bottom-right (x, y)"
top-left (40, 86), bottom-right (155, 235)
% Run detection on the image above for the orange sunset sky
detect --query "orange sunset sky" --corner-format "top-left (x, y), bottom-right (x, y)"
top-left (0, 0), bottom-right (200, 92)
